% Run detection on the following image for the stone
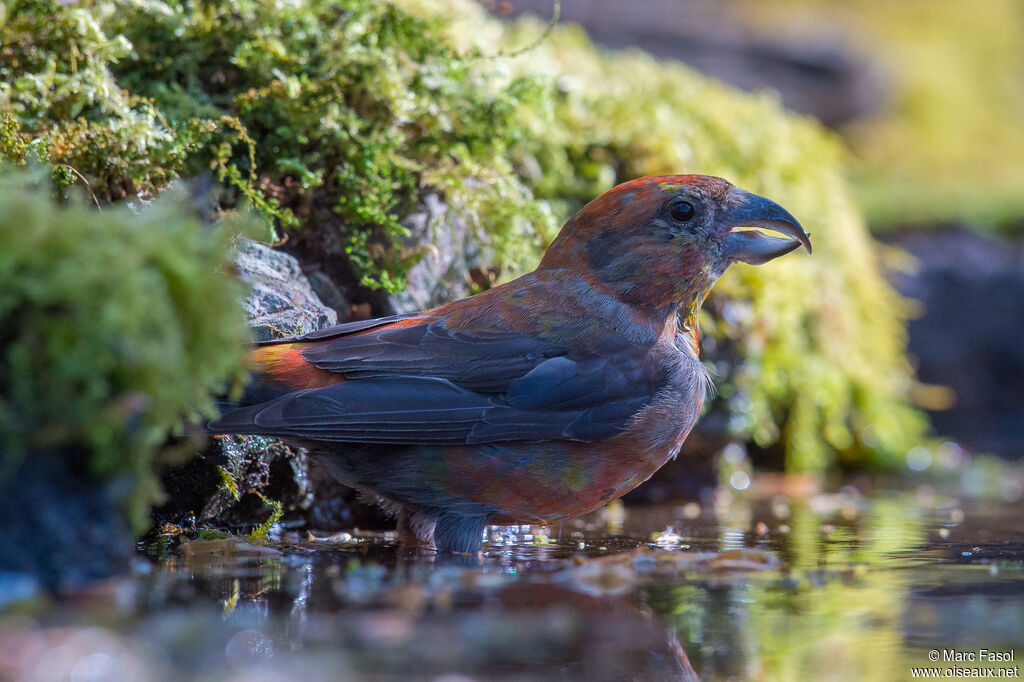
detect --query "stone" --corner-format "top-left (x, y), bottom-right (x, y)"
top-left (888, 226), bottom-right (1024, 456)
top-left (388, 193), bottom-right (484, 314)
top-left (306, 270), bottom-right (352, 323)
top-left (233, 238), bottom-right (337, 340)
top-left (156, 239), bottom-right (391, 536)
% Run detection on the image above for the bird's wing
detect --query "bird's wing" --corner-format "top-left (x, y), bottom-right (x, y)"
top-left (275, 312), bottom-right (423, 343)
top-left (210, 315), bottom-right (666, 444)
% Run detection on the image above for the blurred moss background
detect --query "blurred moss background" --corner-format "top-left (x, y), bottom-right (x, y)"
top-left (0, 0), bottom-right (931, 508)
top-left (733, 0), bottom-right (1024, 230)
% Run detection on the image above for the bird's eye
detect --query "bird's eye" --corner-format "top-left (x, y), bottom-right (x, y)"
top-left (669, 200), bottom-right (695, 223)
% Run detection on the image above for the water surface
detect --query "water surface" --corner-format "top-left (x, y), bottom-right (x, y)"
top-left (2, 484), bottom-right (1021, 681)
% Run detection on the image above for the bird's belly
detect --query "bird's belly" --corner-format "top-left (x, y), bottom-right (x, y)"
top-left (475, 437), bottom-right (687, 524)
top-left (470, 360), bottom-right (705, 522)
top-left (314, 368), bottom-right (704, 524)
top-left (424, 406), bottom-right (697, 523)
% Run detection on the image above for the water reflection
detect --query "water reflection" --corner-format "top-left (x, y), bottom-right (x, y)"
top-left (1, 490), bottom-right (1021, 681)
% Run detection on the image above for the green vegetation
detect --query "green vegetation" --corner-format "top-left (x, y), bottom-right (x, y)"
top-left (1, 0), bottom-right (555, 291)
top-left (0, 0), bottom-right (926, 475)
top-left (246, 492), bottom-right (284, 542)
top-left (0, 168), bottom-right (251, 530)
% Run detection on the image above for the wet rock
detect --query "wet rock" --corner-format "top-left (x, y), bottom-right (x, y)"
top-left (233, 238), bottom-right (337, 340)
top-left (206, 436), bottom-right (311, 528)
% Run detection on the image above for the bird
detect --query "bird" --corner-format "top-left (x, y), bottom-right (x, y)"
top-left (209, 175), bottom-right (810, 553)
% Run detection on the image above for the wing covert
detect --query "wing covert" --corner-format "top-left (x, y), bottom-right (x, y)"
top-left (212, 314), bottom-right (669, 444)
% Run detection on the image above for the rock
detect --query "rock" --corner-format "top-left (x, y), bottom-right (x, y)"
top-left (306, 270), bottom-right (352, 323)
top-left (388, 193), bottom-right (484, 314)
top-left (157, 239), bottom-right (391, 536)
top-left (233, 238), bottom-right (337, 340)
top-left (887, 226), bottom-right (1024, 456)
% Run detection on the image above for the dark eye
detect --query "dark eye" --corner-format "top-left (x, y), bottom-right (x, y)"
top-left (669, 200), bottom-right (695, 223)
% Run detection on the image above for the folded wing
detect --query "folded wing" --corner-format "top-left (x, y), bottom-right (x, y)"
top-left (209, 315), bottom-right (664, 444)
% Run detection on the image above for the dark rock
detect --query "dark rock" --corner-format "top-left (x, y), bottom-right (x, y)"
top-left (0, 452), bottom-right (133, 591)
top-left (201, 436), bottom-right (310, 528)
top-left (156, 449), bottom-right (227, 526)
top-left (305, 459), bottom-right (392, 531)
top-left (887, 226), bottom-right (1024, 456)
top-left (233, 238), bottom-right (337, 340)
top-left (306, 270), bottom-right (352, 323)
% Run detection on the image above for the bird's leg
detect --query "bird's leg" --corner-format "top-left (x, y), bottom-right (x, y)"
top-left (433, 513), bottom-right (488, 554)
top-left (395, 507), bottom-right (436, 551)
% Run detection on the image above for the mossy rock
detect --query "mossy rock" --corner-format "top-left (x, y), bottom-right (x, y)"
top-left (0, 169), bottom-right (252, 532)
top-left (0, 0), bottom-right (926, 474)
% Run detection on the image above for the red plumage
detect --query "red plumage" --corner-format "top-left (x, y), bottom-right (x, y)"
top-left (211, 175), bottom-right (810, 552)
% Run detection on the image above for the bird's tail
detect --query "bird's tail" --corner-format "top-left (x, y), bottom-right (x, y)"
top-left (210, 342), bottom-right (343, 434)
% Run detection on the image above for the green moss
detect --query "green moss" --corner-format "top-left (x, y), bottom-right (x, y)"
top-left (1, 0), bottom-right (555, 291)
top-left (197, 528), bottom-right (232, 540)
top-left (246, 492), bottom-right (284, 542)
top-left (0, 166), bottom-right (252, 530)
top-left (217, 465), bottom-right (241, 501)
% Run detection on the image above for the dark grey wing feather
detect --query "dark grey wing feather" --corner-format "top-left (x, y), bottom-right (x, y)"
top-left (211, 316), bottom-right (668, 444)
top-left (300, 319), bottom-right (550, 393)
top-left (261, 313), bottom-right (421, 344)
top-left (211, 377), bottom-right (491, 443)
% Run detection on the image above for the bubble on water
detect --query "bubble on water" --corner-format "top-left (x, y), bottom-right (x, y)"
top-left (722, 443), bottom-right (746, 466)
top-left (729, 470), bottom-right (750, 491)
top-left (906, 446), bottom-right (932, 471)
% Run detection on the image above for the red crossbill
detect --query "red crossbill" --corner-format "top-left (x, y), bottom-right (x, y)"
top-left (210, 175), bottom-right (811, 552)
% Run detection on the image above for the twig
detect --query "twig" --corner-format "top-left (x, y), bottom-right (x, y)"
top-left (484, 1), bottom-right (560, 60)
top-left (57, 164), bottom-right (102, 210)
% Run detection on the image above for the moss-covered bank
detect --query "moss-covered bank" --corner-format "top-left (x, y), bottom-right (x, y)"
top-left (1, 0), bottom-right (925, 478)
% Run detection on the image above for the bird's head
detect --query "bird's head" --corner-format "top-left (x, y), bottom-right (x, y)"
top-left (538, 175), bottom-right (811, 316)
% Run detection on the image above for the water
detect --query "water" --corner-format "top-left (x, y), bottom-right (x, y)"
top-left (1, 485), bottom-right (1021, 681)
